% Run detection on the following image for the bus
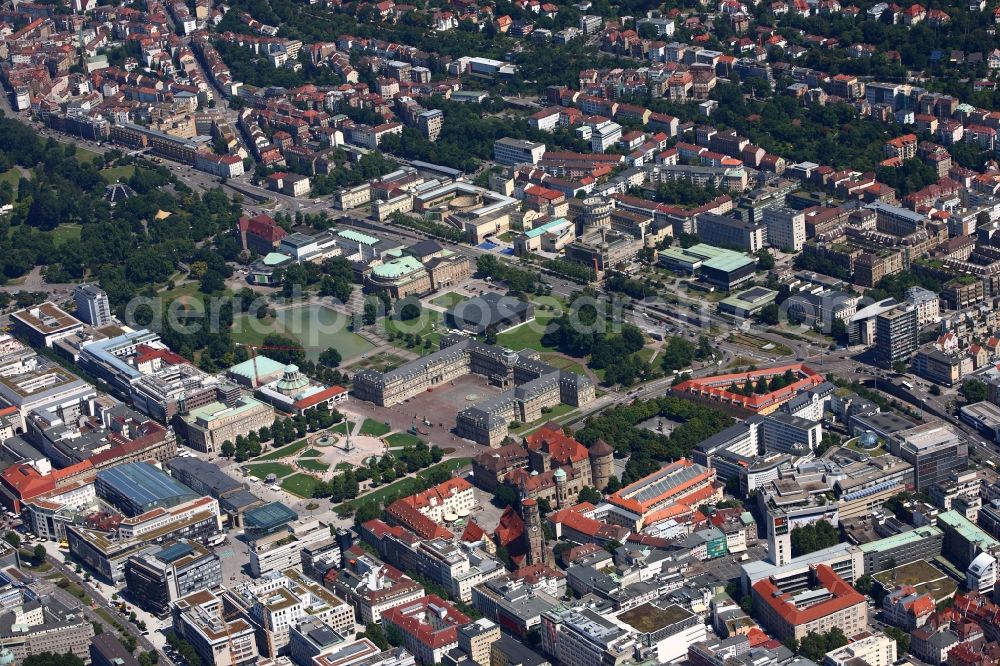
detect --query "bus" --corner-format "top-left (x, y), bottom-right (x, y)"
top-left (901, 380), bottom-right (914, 390)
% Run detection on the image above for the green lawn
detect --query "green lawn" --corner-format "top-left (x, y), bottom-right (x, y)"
top-left (234, 305), bottom-right (374, 362)
top-left (385, 432), bottom-right (423, 448)
top-left (730, 333), bottom-right (793, 357)
top-left (346, 351), bottom-right (406, 373)
top-left (159, 281), bottom-right (222, 311)
top-left (430, 291), bottom-right (468, 308)
top-left (254, 440), bottom-right (309, 461)
top-left (335, 458), bottom-right (472, 514)
top-left (100, 165), bottom-right (136, 183)
top-left (496, 309), bottom-right (557, 352)
top-left (0, 168), bottom-right (21, 193)
top-left (50, 223), bottom-right (82, 247)
top-left (385, 310), bottom-right (442, 348)
top-left (244, 462), bottom-right (294, 480)
top-left (359, 418), bottom-right (391, 437)
top-left (300, 448), bottom-right (323, 458)
top-left (281, 472), bottom-right (323, 498)
top-left (232, 313), bottom-right (278, 348)
top-left (298, 458), bottom-right (330, 473)
top-left (538, 353), bottom-right (589, 377)
top-left (511, 402), bottom-right (576, 434)
top-left (72, 146), bottom-right (102, 164)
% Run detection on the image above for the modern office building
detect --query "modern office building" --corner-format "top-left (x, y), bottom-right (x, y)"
top-left (761, 412), bottom-right (822, 456)
top-left (657, 244), bottom-right (757, 290)
top-left (763, 207), bottom-right (807, 252)
top-left (494, 138), bottom-right (546, 166)
top-left (10, 302), bottom-right (85, 348)
top-left (823, 632), bottom-right (897, 666)
top-left (73, 283), bottom-right (113, 327)
top-left (171, 589), bottom-right (257, 666)
top-left (124, 540), bottom-right (223, 616)
top-left (752, 564), bottom-right (867, 641)
top-left (248, 518), bottom-right (331, 577)
top-left (695, 213), bottom-right (766, 252)
top-left (875, 306), bottom-right (918, 368)
top-left (857, 525), bottom-right (944, 574)
top-left (540, 607), bottom-right (636, 666)
top-left (889, 422), bottom-right (968, 492)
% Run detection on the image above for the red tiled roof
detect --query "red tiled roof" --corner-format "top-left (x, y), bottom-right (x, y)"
top-left (753, 565), bottom-right (866, 626)
top-left (382, 595), bottom-right (469, 650)
top-left (293, 385), bottom-right (347, 411)
top-left (384, 501), bottom-right (453, 540)
top-left (525, 423), bottom-right (589, 465)
top-left (494, 505), bottom-right (525, 547)
top-left (238, 213), bottom-right (287, 243)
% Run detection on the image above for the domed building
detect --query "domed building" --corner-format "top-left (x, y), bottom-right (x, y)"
top-left (858, 431), bottom-right (880, 450)
top-left (252, 358), bottom-right (349, 415)
top-left (588, 438), bottom-right (614, 491)
top-left (275, 364), bottom-right (310, 396)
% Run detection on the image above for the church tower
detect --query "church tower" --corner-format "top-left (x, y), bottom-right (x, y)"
top-left (521, 498), bottom-right (544, 566)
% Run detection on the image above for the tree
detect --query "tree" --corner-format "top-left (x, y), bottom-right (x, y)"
top-left (354, 501), bottom-right (381, 526)
top-left (385, 624), bottom-right (405, 647)
top-left (362, 623), bottom-right (389, 650)
top-left (758, 302), bottom-right (780, 325)
top-left (3, 532), bottom-right (19, 548)
top-left (964, 378), bottom-right (987, 404)
top-left (790, 520), bottom-right (839, 557)
top-left (398, 301), bottom-right (421, 321)
top-left (138, 653), bottom-right (159, 666)
top-left (854, 574), bottom-right (873, 595)
top-left (884, 626), bottom-right (910, 656)
top-left (363, 298), bottom-right (379, 326)
top-left (32, 544), bottom-right (45, 561)
top-left (319, 347), bottom-right (342, 368)
top-left (578, 486), bottom-right (602, 504)
top-left (756, 248), bottom-right (775, 270)
top-left (221, 440), bottom-right (235, 458)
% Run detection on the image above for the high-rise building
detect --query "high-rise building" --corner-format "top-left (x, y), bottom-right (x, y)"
top-left (875, 306), bottom-right (917, 368)
top-left (889, 422), bottom-right (968, 492)
top-left (73, 283), bottom-right (112, 327)
top-left (763, 207), bottom-right (806, 252)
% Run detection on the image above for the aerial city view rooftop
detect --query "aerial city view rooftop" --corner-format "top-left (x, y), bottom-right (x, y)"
top-left (6, 0), bottom-right (1000, 665)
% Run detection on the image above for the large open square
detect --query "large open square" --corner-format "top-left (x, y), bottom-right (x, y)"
top-left (401, 372), bottom-right (505, 419)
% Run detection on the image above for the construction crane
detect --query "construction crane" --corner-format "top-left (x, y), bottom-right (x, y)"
top-left (236, 343), bottom-right (307, 388)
